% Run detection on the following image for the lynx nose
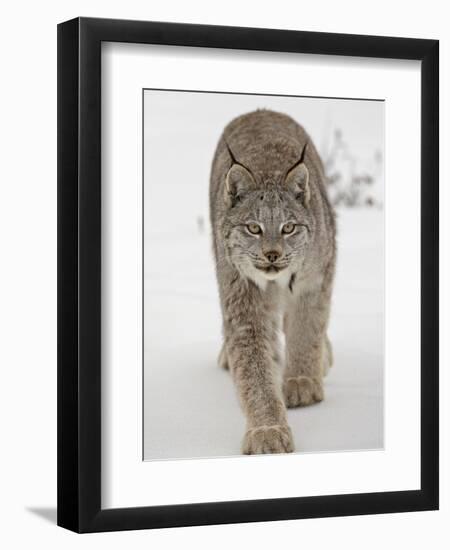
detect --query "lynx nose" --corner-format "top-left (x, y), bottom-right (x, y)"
top-left (264, 250), bottom-right (280, 263)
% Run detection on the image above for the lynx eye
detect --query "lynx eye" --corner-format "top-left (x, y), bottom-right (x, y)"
top-left (282, 222), bottom-right (296, 235)
top-left (247, 223), bottom-right (262, 235)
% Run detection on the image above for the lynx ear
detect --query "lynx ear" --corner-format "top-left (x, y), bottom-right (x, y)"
top-left (225, 164), bottom-right (255, 207)
top-left (285, 143), bottom-right (310, 207)
top-left (285, 162), bottom-right (310, 206)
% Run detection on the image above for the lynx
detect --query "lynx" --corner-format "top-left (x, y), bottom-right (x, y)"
top-left (209, 109), bottom-right (336, 454)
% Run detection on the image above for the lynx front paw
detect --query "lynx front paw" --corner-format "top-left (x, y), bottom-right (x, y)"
top-left (283, 376), bottom-right (324, 408)
top-left (242, 424), bottom-right (294, 455)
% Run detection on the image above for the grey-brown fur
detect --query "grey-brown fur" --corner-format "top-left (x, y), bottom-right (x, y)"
top-left (210, 110), bottom-right (336, 454)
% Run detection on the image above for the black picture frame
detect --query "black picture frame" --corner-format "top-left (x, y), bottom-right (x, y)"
top-left (57, 17), bottom-right (439, 533)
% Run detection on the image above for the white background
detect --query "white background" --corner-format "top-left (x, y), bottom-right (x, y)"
top-left (0, 1), bottom-right (447, 548)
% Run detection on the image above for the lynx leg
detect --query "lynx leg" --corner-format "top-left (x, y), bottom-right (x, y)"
top-left (283, 288), bottom-right (332, 408)
top-left (222, 278), bottom-right (294, 454)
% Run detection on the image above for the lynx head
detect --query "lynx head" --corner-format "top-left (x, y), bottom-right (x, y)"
top-left (222, 142), bottom-right (313, 285)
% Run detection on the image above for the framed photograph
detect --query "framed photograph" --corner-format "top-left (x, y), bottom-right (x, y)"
top-left (57, 17), bottom-right (439, 532)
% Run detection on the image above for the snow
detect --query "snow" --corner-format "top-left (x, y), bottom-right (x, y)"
top-left (143, 209), bottom-right (384, 460)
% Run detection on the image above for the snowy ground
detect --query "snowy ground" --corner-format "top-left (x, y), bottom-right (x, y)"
top-left (143, 209), bottom-right (384, 460)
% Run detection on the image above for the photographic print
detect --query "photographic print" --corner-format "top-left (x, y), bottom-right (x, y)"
top-left (143, 90), bottom-right (384, 460)
top-left (58, 17), bottom-right (438, 531)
